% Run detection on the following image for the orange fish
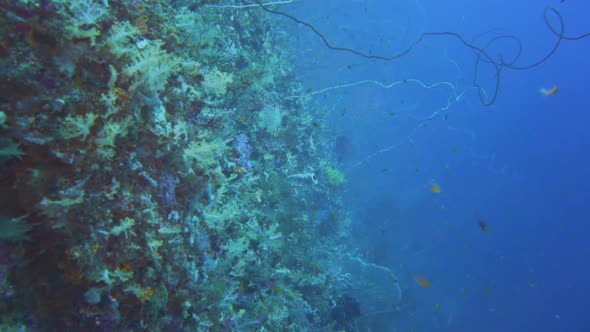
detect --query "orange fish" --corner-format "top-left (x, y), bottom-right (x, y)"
top-left (540, 86), bottom-right (559, 96)
top-left (430, 183), bottom-right (441, 193)
top-left (415, 276), bottom-right (431, 288)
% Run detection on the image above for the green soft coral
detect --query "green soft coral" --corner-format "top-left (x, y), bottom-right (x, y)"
top-left (202, 68), bottom-right (233, 98)
top-left (56, 0), bottom-right (108, 46)
top-left (123, 40), bottom-right (181, 93)
top-left (324, 165), bottom-right (345, 185)
top-left (0, 138), bottom-right (24, 164)
top-left (182, 135), bottom-right (226, 172)
top-left (60, 113), bottom-right (98, 141)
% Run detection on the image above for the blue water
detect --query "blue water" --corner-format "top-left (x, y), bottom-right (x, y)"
top-left (288, 0), bottom-right (590, 330)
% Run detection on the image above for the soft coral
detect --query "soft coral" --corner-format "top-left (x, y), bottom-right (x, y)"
top-left (64, 0), bottom-right (107, 26)
top-left (56, 0), bottom-right (108, 45)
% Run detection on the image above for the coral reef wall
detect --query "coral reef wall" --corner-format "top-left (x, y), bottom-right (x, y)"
top-left (0, 0), bottom-right (367, 331)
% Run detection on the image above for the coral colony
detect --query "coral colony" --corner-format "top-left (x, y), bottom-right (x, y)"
top-left (0, 0), bottom-right (402, 330)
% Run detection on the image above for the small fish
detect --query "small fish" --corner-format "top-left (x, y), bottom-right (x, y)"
top-left (122, 261), bottom-right (132, 271)
top-left (434, 303), bottom-right (441, 312)
top-left (430, 183), bottom-right (441, 193)
top-left (415, 276), bottom-right (431, 288)
top-left (540, 86), bottom-right (559, 96)
top-left (477, 219), bottom-right (489, 232)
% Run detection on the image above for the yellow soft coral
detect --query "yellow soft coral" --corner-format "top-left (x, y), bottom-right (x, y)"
top-left (202, 68), bottom-right (233, 97)
top-left (60, 113), bottom-right (98, 141)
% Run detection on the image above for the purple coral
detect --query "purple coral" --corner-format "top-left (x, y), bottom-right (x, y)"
top-left (234, 133), bottom-right (252, 170)
top-left (157, 173), bottom-right (176, 208)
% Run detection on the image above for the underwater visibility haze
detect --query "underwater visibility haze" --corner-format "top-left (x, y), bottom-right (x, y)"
top-left (0, 0), bottom-right (588, 331)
